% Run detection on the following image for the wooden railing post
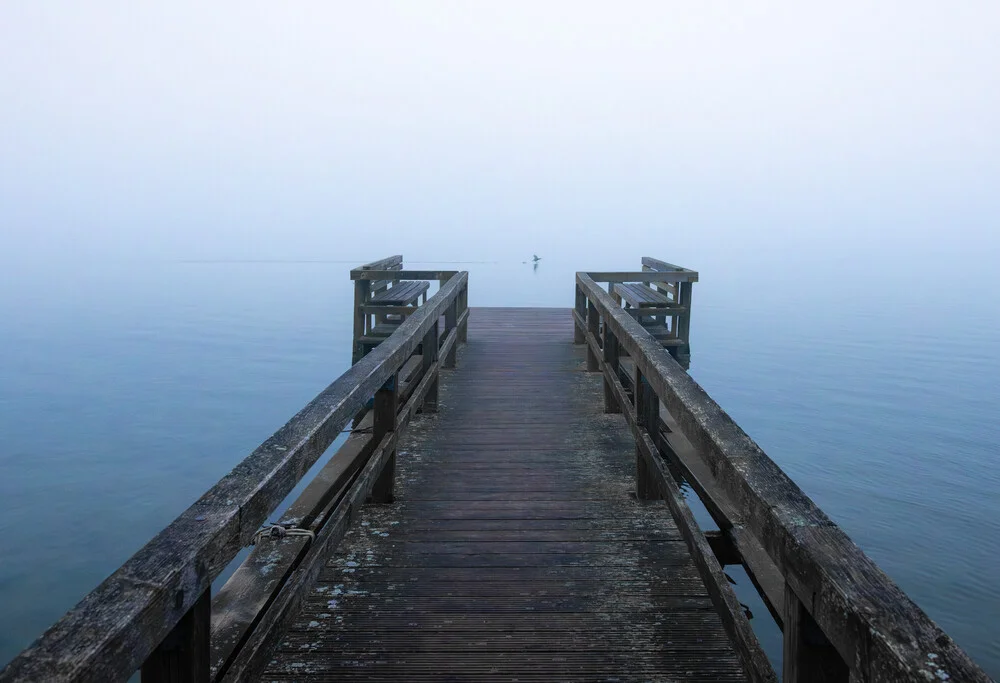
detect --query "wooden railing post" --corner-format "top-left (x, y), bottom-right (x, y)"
top-left (574, 285), bottom-right (586, 344)
top-left (370, 373), bottom-right (398, 504)
top-left (352, 279), bottom-right (371, 365)
top-left (421, 323), bottom-right (439, 413)
top-left (633, 367), bottom-right (660, 500)
top-left (140, 588), bottom-right (210, 683)
top-left (458, 284), bottom-right (468, 343)
top-left (602, 325), bottom-right (620, 413)
top-left (782, 583), bottom-right (849, 683)
top-left (586, 300), bottom-right (600, 371)
top-left (676, 280), bottom-right (693, 368)
top-left (444, 299), bottom-right (458, 368)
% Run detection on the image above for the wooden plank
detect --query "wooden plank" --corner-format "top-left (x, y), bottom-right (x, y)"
top-left (351, 269), bottom-right (459, 281)
top-left (614, 282), bottom-right (672, 307)
top-left (641, 256), bottom-right (696, 274)
top-left (0, 273), bottom-right (470, 683)
top-left (586, 270), bottom-right (699, 283)
top-left (625, 305), bottom-right (686, 316)
top-left (369, 280), bottom-right (430, 306)
top-left (360, 305), bottom-right (419, 316)
top-left (260, 308), bottom-right (751, 682)
top-left (577, 274), bottom-right (992, 682)
top-left (351, 255), bottom-right (403, 273)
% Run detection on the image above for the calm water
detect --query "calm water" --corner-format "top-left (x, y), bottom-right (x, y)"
top-left (1, 254), bottom-right (998, 676)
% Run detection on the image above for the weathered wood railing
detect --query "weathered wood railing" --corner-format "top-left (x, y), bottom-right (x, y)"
top-left (580, 256), bottom-right (698, 368)
top-left (574, 261), bottom-right (992, 683)
top-left (0, 266), bottom-right (470, 683)
top-left (351, 255), bottom-right (468, 364)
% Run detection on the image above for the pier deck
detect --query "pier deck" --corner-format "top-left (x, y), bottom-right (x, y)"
top-left (261, 308), bottom-right (746, 681)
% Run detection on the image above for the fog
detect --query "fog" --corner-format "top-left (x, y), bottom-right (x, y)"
top-left (2, 2), bottom-right (998, 278)
top-left (3, 4), bottom-right (1000, 672)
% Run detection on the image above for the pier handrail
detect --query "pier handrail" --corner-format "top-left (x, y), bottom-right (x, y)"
top-left (575, 269), bottom-right (992, 682)
top-left (1, 269), bottom-right (469, 683)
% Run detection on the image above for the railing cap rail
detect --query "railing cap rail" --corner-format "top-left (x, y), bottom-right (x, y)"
top-left (352, 255), bottom-right (403, 273)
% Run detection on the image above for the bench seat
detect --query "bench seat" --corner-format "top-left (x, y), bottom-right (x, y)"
top-left (613, 282), bottom-right (671, 307)
top-left (369, 281), bottom-right (429, 307)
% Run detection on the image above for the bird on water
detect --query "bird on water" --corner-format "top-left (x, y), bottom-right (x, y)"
top-left (532, 254), bottom-right (541, 262)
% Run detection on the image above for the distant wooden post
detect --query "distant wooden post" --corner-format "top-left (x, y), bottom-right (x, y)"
top-left (352, 279), bottom-right (371, 365)
top-left (421, 323), bottom-right (438, 413)
top-left (782, 583), bottom-right (849, 683)
top-left (458, 284), bottom-right (469, 343)
top-left (574, 286), bottom-right (586, 344)
top-left (676, 281), bottom-right (693, 369)
top-left (370, 373), bottom-right (398, 504)
top-left (444, 299), bottom-right (458, 368)
top-left (633, 367), bottom-right (660, 500)
top-left (602, 326), bottom-right (620, 413)
top-left (140, 588), bottom-right (210, 683)
top-left (586, 300), bottom-right (600, 371)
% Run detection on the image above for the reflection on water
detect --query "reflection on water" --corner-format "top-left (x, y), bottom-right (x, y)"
top-left (0, 257), bottom-right (997, 675)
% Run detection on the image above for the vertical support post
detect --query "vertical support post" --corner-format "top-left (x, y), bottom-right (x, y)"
top-left (352, 279), bottom-right (371, 365)
top-left (586, 300), bottom-right (600, 371)
top-left (602, 325), bottom-right (620, 413)
top-left (634, 367), bottom-right (660, 500)
top-left (782, 583), bottom-right (850, 683)
top-left (444, 299), bottom-right (457, 368)
top-left (458, 284), bottom-right (468, 343)
top-left (574, 285), bottom-right (586, 344)
top-left (370, 373), bottom-right (398, 504)
top-left (610, 281), bottom-right (621, 305)
top-left (141, 588), bottom-right (210, 683)
top-left (420, 322), bottom-right (438, 413)
top-left (676, 280), bottom-right (693, 369)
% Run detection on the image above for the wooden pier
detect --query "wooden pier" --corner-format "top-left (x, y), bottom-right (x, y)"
top-left (1, 256), bottom-right (993, 682)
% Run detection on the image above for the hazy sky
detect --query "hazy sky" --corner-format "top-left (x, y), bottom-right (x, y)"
top-left (1, 2), bottom-right (998, 266)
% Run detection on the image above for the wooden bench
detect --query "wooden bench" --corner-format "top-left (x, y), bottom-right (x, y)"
top-left (612, 282), bottom-right (688, 351)
top-left (358, 281), bottom-right (431, 356)
top-left (613, 282), bottom-right (671, 309)
top-left (368, 280), bottom-right (429, 307)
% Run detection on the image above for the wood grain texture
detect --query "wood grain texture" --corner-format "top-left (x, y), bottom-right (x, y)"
top-left (258, 308), bottom-right (750, 682)
top-left (614, 282), bottom-right (672, 307)
top-left (368, 280), bottom-right (430, 306)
